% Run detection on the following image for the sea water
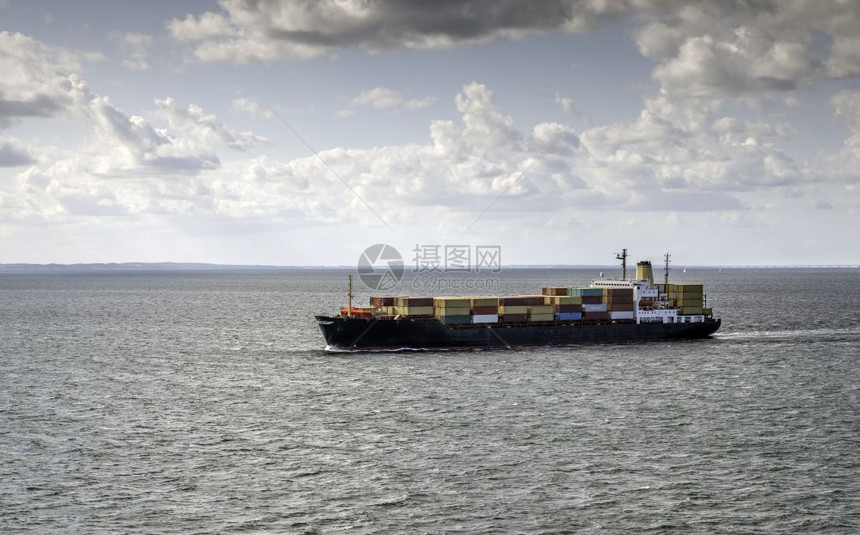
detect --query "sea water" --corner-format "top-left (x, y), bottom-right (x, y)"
top-left (1, 268), bottom-right (858, 533)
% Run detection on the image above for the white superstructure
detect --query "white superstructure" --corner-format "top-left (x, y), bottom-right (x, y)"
top-left (590, 272), bottom-right (705, 325)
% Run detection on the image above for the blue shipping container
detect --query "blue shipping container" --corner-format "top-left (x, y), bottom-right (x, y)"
top-left (556, 312), bottom-right (583, 321)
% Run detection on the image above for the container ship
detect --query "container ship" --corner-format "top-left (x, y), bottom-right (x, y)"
top-left (316, 251), bottom-right (720, 350)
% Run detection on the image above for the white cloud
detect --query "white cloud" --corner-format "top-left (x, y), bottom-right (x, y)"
top-left (167, 11), bottom-right (234, 42)
top-left (826, 90), bottom-right (860, 178)
top-left (0, 31), bottom-right (274, 225)
top-left (7, 83), bottom-right (582, 224)
top-left (155, 97), bottom-right (268, 150)
top-left (348, 87), bottom-right (436, 112)
top-left (19, 91), bottom-right (269, 184)
top-left (0, 31), bottom-right (87, 126)
top-left (111, 31), bottom-right (154, 71)
top-left (651, 29), bottom-right (816, 99)
top-left (3, 73), bottom-right (859, 265)
top-left (833, 90), bottom-right (860, 134)
top-left (231, 97), bottom-right (273, 119)
top-left (631, 1), bottom-right (860, 104)
top-left (554, 93), bottom-right (575, 113)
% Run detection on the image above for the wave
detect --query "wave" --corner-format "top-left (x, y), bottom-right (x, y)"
top-left (714, 326), bottom-right (860, 342)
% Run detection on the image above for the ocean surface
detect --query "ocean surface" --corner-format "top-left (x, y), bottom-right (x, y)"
top-left (1, 267), bottom-right (858, 533)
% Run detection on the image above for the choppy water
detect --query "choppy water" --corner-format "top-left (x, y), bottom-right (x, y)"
top-left (1, 268), bottom-right (858, 533)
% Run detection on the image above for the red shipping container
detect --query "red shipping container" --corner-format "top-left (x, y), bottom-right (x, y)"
top-left (401, 297), bottom-right (433, 307)
top-left (472, 306), bottom-right (499, 315)
top-left (500, 296), bottom-right (544, 306)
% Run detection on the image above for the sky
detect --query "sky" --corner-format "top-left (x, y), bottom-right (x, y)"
top-left (1, 0), bottom-right (859, 267)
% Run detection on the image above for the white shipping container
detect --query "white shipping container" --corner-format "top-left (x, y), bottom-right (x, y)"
top-left (472, 314), bottom-right (499, 324)
top-left (582, 304), bottom-right (607, 312)
top-left (610, 311), bottom-right (634, 320)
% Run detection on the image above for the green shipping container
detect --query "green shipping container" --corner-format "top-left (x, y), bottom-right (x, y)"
top-left (396, 306), bottom-right (434, 316)
top-left (438, 315), bottom-right (471, 325)
top-left (435, 307), bottom-right (471, 317)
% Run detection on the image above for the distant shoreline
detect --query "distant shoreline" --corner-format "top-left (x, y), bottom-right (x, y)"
top-left (0, 262), bottom-right (857, 273)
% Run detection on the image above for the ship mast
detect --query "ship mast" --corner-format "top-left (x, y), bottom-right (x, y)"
top-left (616, 248), bottom-right (628, 280)
top-left (664, 253), bottom-right (671, 288)
top-left (347, 274), bottom-right (353, 318)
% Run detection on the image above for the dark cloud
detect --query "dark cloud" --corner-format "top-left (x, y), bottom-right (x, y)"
top-left (168, 0), bottom-right (623, 62)
top-left (0, 95), bottom-right (66, 123)
top-left (264, 0), bottom-right (590, 47)
top-left (0, 140), bottom-right (35, 167)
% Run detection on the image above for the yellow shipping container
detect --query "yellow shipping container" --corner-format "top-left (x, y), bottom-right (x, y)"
top-left (669, 283), bottom-right (703, 291)
top-left (470, 297), bottom-right (500, 307)
top-left (529, 305), bottom-right (554, 315)
top-left (499, 305), bottom-right (529, 315)
top-left (544, 295), bottom-right (582, 305)
top-left (529, 313), bottom-right (555, 322)
top-left (680, 307), bottom-right (704, 315)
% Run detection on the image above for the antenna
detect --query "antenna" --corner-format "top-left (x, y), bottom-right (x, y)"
top-left (347, 274), bottom-right (353, 318)
top-left (616, 248), bottom-right (628, 280)
top-left (664, 253), bottom-right (671, 288)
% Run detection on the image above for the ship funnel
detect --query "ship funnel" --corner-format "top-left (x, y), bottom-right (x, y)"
top-left (636, 261), bottom-right (654, 284)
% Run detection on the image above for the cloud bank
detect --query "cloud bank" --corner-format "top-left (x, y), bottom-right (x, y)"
top-left (2, 2), bottom-right (860, 263)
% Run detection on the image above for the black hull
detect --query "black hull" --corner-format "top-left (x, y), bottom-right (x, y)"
top-left (316, 316), bottom-right (721, 350)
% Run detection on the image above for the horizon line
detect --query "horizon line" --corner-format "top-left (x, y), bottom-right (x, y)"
top-left (1, 262), bottom-right (858, 270)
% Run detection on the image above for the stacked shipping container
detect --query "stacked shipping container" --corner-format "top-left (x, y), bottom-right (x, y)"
top-left (544, 294), bottom-right (583, 321)
top-left (668, 284), bottom-right (704, 315)
top-left (604, 288), bottom-right (635, 321)
top-left (433, 296), bottom-right (471, 324)
top-left (571, 288), bottom-right (608, 320)
top-left (395, 297), bottom-right (434, 317)
top-left (362, 279), bottom-right (711, 326)
top-left (366, 286), bottom-right (649, 324)
top-left (471, 297), bottom-right (500, 324)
